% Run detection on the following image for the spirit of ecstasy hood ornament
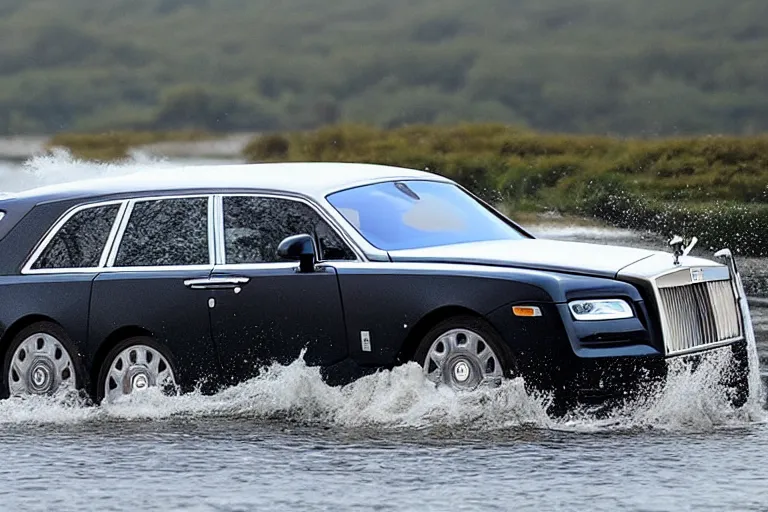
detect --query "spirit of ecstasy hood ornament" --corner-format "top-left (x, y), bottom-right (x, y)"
top-left (669, 235), bottom-right (698, 265)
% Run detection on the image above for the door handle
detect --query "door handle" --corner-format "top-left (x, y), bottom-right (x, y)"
top-left (184, 277), bottom-right (250, 289)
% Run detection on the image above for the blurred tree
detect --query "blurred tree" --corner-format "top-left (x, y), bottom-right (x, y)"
top-left (1, 0), bottom-right (768, 135)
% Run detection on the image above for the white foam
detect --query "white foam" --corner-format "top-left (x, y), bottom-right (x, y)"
top-left (0, 350), bottom-right (762, 433)
top-left (0, 390), bottom-right (96, 425)
top-left (560, 349), bottom-right (765, 433)
top-left (0, 149), bottom-right (178, 193)
top-left (100, 360), bottom-right (553, 429)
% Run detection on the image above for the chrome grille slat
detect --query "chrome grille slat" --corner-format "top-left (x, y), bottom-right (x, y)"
top-left (658, 278), bottom-right (742, 355)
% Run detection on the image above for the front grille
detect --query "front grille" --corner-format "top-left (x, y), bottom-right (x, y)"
top-left (658, 280), bottom-right (742, 355)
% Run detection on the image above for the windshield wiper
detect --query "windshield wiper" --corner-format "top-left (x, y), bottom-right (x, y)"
top-left (394, 182), bottom-right (420, 200)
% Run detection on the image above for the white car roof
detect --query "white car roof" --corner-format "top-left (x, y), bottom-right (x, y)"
top-left (15, 162), bottom-right (451, 203)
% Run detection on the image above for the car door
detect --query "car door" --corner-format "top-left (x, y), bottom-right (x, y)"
top-left (206, 194), bottom-right (357, 384)
top-left (89, 195), bottom-right (220, 392)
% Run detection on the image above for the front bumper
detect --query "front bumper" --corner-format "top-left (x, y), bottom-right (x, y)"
top-left (558, 262), bottom-right (754, 406)
top-left (488, 261), bottom-right (754, 409)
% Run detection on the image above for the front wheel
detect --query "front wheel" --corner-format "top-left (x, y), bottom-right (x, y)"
top-left (97, 337), bottom-right (178, 404)
top-left (414, 316), bottom-right (514, 390)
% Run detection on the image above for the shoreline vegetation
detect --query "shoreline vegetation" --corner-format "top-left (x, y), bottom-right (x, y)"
top-left (47, 130), bottom-right (222, 161)
top-left (18, 124), bottom-right (768, 256)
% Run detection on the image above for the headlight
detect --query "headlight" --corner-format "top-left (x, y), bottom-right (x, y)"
top-left (568, 299), bottom-right (634, 321)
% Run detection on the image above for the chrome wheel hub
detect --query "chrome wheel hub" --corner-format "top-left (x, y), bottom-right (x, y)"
top-left (8, 333), bottom-right (75, 396)
top-left (131, 372), bottom-right (149, 391)
top-left (452, 360), bottom-right (471, 383)
top-left (423, 328), bottom-right (503, 389)
top-left (105, 345), bottom-right (177, 403)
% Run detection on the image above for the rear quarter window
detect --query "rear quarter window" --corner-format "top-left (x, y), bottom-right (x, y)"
top-left (32, 203), bottom-right (121, 270)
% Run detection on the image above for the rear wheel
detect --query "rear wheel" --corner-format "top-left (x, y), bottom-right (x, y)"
top-left (97, 337), bottom-right (178, 404)
top-left (2, 322), bottom-right (80, 398)
top-left (414, 316), bottom-right (513, 389)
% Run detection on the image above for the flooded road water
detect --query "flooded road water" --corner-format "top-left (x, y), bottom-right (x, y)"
top-left (0, 157), bottom-right (767, 511)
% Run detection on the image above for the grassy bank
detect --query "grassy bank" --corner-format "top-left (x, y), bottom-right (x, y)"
top-left (48, 130), bottom-right (218, 161)
top-left (244, 124), bottom-right (768, 256)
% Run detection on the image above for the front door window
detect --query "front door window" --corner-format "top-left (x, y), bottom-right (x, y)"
top-left (222, 196), bottom-right (355, 264)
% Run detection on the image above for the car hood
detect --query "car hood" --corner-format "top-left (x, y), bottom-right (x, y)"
top-left (388, 239), bottom-right (660, 278)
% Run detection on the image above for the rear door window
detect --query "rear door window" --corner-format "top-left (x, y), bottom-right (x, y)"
top-left (32, 203), bottom-right (121, 270)
top-left (114, 197), bottom-right (210, 267)
top-left (222, 196), bottom-right (356, 264)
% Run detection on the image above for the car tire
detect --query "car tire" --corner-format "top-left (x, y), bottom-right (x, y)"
top-left (97, 336), bottom-right (178, 404)
top-left (1, 321), bottom-right (82, 399)
top-left (414, 315), bottom-right (515, 389)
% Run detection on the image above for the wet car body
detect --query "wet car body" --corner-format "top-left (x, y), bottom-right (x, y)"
top-left (0, 163), bottom-right (751, 406)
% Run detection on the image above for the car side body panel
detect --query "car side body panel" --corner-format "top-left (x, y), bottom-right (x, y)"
top-left (209, 265), bottom-right (349, 384)
top-left (333, 264), bottom-right (553, 368)
top-left (0, 274), bottom-right (93, 385)
top-left (89, 270), bottom-right (222, 393)
top-left (330, 263), bottom-right (650, 380)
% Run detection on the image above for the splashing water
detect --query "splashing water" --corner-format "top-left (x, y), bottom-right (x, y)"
top-left (0, 149), bottom-right (178, 193)
top-left (735, 270), bottom-right (766, 409)
top-left (0, 348), bottom-right (762, 433)
top-left (0, 153), bottom-right (763, 433)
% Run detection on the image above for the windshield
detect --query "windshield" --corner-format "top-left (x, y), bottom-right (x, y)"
top-left (326, 180), bottom-right (525, 251)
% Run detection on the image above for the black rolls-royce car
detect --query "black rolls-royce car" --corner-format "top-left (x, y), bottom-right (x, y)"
top-left (0, 163), bottom-right (752, 407)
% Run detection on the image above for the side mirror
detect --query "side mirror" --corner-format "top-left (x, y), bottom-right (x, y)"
top-left (277, 234), bottom-right (316, 273)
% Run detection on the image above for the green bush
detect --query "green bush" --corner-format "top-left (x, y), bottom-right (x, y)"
top-left (245, 134), bottom-right (291, 161)
top-left (48, 130), bottom-right (217, 161)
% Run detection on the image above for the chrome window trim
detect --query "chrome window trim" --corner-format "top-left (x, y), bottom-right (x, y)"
top-left (207, 195), bottom-right (216, 266)
top-left (21, 199), bottom-right (128, 275)
top-left (20, 191), bottom-right (368, 276)
top-left (217, 192), bottom-right (366, 265)
top-left (105, 200), bottom-right (135, 267)
top-left (98, 201), bottom-right (129, 268)
top-left (215, 262), bottom-right (299, 271)
top-left (213, 195), bottom-right (225, 265)
top-left (99, 264), bottom-right (214, 273)
top-left (106, 194), bottom-right (214, 269)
